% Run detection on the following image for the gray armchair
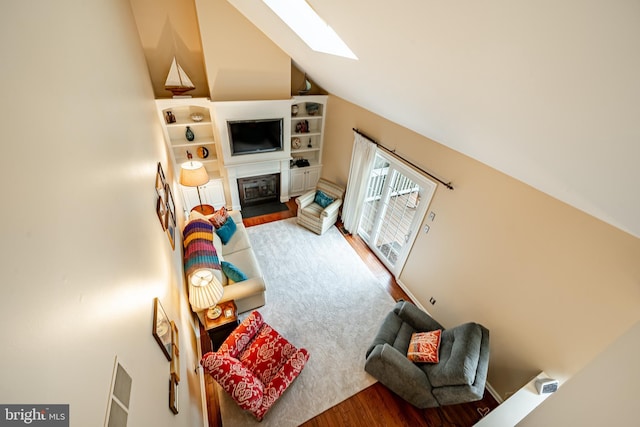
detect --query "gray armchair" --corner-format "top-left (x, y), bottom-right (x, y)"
top-left (365, 301), bottom-right (490, 408)
top-left (295, 178), bottom-right (345, 235)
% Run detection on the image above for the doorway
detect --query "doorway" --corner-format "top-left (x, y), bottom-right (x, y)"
top-left (357, 152), bottom-right (436, 277)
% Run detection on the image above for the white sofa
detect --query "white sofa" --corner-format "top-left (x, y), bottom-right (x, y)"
top-left (186, 210), bottom-right (266, 322)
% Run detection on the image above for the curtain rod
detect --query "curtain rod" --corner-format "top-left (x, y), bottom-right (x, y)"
top-left (352, 128), bottom-right (454, 190)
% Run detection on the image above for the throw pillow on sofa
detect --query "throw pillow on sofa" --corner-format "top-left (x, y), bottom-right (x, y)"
top-left (210, 206), bottom-right (229, 229)
top-left (215, 217), bottom-right (237, 245)
top-left (222, 261), bottom-right (248, 283)
top-left (314, 190), bottom-right (334, 208)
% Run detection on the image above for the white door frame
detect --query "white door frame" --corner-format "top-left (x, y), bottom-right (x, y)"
top-left (362, 150), bottom-right (437, 277)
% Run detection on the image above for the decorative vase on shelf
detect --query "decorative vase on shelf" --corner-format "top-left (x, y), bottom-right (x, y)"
top-left (185, 126), bottom-right (195, 141)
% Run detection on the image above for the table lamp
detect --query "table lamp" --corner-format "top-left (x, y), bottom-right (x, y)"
top-left (188, 269), bottom-right (224, 314)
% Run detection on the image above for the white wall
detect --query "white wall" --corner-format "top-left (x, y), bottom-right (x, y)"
top-left (517, 320), bottom-right (640, 426)
top-left (0, 1), bottom-right (203, 425)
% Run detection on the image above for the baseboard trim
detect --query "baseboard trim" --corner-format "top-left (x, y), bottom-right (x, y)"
top-left (485, 382), bottom-right (503, 403)
top-left (395, 278), bottom-right (503, 404)
top-left (395, 278), bottom-right (429, 313)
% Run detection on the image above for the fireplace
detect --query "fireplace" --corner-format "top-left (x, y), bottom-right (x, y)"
top-left (237, 173), bottom-right (280, 208)
top-left (211, 99), bottom-right (293, 210)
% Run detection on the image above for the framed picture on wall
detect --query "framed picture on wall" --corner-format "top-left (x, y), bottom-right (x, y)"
top-left (169, 373), bottom-right (179, 414)
top-left (165, 183), bottom-right (176, 226)
top-left (164, 183), bottom-right (176, 250)
top-left (156, 197), bottom-right (166, 231)
top-left (166, 217), bottom-right (175, 250)
top-left (170, 321), bottom-right (180, 383)
top-left (156, 162), bottom-right (166, 194)
top-left (152, 298), bottom-right (172, 361)
top-left (156, 163), bottom-right (167, 230)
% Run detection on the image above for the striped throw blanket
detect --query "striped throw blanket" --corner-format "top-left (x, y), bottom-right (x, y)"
top-left (183, 219), bottom-right (221, 278)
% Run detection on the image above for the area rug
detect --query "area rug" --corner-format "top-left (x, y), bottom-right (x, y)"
top-left (216, 218), bottom-right (397, 426)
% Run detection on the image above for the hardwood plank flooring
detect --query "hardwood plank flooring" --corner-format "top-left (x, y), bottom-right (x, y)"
top-left (200, 201), bottom-right (499, 426)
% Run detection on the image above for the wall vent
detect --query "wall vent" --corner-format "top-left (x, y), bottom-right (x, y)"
top-left (105, 357), bottom-right (132, 427)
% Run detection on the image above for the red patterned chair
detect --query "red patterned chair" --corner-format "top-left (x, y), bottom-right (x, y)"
top-left (200, 311), bottom-right (310, 421)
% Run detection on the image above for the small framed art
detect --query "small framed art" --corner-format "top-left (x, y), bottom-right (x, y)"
top-left (152, 298), bottom-right (172, 361)
top-left (155, 162), bottom-right (166, 195)
top-left (156, 197), bottom-right (167, 231)
top-left (166, 216), bottom-right (175, 250)
top-left (156, 163), bottom-right (167, 230)
top-left (169, 374), bottom-right (179, 414)
top-left (170, 321), bottom-right (180, 383)
top-left (165, 183), bottom-right (175, 225)
top-left (164, 183), bottom-right (176, 250)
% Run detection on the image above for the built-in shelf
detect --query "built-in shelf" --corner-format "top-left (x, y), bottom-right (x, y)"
top-left (156, 98), bottom-right (226, 212)
top-left (289, 95), bottom-right (327, 195)
top-left (292, 147), bottom-right (321, 155)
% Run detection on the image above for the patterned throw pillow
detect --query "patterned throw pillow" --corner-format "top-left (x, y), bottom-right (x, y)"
top-left (407, 330), bottom-right (442, 363)
top-left (314, 190), bottom-right (334, 208)
top-left (209, 206), bottom-right (229, 229)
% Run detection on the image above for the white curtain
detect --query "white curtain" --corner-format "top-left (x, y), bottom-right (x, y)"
top-left (342, 132), bottom-right (377, 233)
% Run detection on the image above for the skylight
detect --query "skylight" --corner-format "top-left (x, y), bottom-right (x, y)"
top-left (263, 0), bottom-right (358, 60)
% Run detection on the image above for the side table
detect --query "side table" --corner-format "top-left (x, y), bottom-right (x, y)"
top-left (204, 300), bottom-right (239, 351)
top-left (191, 204), bottom-right (215, 215)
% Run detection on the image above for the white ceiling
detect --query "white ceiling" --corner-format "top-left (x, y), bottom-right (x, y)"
top-left (229, 0), bottom-right (640, 238)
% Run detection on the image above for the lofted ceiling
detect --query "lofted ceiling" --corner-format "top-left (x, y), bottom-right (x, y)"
top-left (228, 0), bottom-right (640, 238)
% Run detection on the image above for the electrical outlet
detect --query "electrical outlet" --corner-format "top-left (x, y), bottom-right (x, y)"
top-left (429, 297), bottom-right (436, 305)
top-left (423, 225), bottom-right (430, 233)
top-left (428, 211), bottom-right (436, 221)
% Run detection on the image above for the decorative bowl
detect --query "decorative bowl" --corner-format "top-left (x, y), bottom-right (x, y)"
top-left (306, 102), bottom-right (320, 116)
top-left (190, 113), bottom-right (204, 122)
top-left (207, 306), bottom-right (222, 319)
top-left (197, 146), bottom-right (209, 159)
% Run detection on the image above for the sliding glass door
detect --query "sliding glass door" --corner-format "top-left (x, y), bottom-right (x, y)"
top-left (358, 152), bottom-right (436, 277)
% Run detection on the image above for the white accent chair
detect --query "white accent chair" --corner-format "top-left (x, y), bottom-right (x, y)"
top-left (295, 178), bottom-right (345, 235)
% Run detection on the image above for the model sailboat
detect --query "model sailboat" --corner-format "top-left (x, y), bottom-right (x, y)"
top-left (165, 57), bottom-right (195, 97)
top-left (298, 74), bottom-right (312, 95)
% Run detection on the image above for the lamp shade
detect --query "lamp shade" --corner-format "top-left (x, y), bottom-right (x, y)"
top-left (180, 161), bottom-right (209, 187)
top-left (188, 269), bottom-right (224, 312)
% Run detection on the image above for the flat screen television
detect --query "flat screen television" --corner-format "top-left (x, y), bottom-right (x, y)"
top-left (227, 118), bottom-right (283, 156)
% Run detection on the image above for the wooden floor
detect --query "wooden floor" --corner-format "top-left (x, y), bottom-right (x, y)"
top-left (201, 201), bottom-right (499, 426)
